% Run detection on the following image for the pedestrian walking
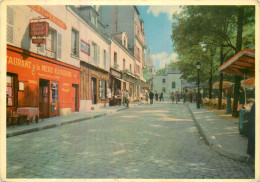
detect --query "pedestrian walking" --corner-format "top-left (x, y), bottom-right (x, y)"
top-left (145, 93), bottom-right (149, 104)
top-left (170, 92), bottom-right (175, 103)
top-left (189, 91), bottom-right (193, 103)
top-left (155, 92), bottom-right (159, 101)
top-left (247, 100), bottom-right (255, 161)
top-left (183, 91), bottom-right (186, 103)
top-left (149, 91), bottom-right (154, 104)
top-left (237, 87), bottom-right (245, 111)
top-left (175, 91), bottom-right (179, 104)
top-left (122, 90), bottom-right (126, 106)
top-left (116, 89), bottom-right (122, 106)
top-left (125, 90), bottom-right (129, 108)
top-left (159, 92), bottom-right (164, 102)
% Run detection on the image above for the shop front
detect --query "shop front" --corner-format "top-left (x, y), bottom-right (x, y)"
top-left (109, 68), bottom-right (125, 106)
top-left (80, 61), bottom-right (109, 111)
top-left (6, 45), bottom-right (80, 118)
top-left (122, 71), bottom-right (139, 102)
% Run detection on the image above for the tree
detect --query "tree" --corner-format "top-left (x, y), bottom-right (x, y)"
top-left (171, 6), bottom-right (255, 114)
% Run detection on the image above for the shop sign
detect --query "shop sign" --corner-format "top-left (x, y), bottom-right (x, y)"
top-left (111, 68), bottom-right (121, 78)
top-left (27, 5), bottom-right (67, 30)
top-left (7, 55), bottom-right (73, 78)
top-left (32, 38), bottom-right (46, 44)
top-left (29, 22), bottom-right (49, 37)
top-left (81, 39), bottom-right (90, 56)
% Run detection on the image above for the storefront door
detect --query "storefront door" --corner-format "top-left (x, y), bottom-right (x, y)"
top-left (39, 79), bottom-right (50, 118)
top-left (72, 84), bottom-right (79, 112)
top-left (91, 78), bottom-right (97, 104)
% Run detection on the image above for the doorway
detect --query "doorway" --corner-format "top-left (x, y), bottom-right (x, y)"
top-left (72, 84), bottom-right (79, 112)
top-left (39, 79), bottom-right (50, 118)
top-left (91, 77), bottom-right (97, 104)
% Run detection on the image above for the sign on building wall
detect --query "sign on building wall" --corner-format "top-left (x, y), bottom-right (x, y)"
top-left (29, 22), bottom-right (49, 37)
top-left (81, 39), bottom-right (90, 56)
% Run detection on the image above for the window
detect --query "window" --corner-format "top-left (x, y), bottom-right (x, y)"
top-left (123, 59), bottom-right (125, 70)
top-left (51, 82), bottom-right (58, 103)
top-left (137, 47), bottom-right (140, 60)
top-left (99, 80), bottom-right (107, 99)
top-left (46, 28), bottom-right (56, 52)
top-left (136, 65), bottom-right (140, 74)
top-left (114, 52), bottom-right (118, 68)
top-left (71, 28), bottom-right (79, 56)
top-left (172, 82), bottom-right (176, 88)
top-left (7, 6), bottom-right (14, 44)
top-left (162, 79), bottom-right (165, 83)
top-left (57, 33), bottom-right (62, 59)
top-left (91, 42), bottom-right (98, 64)
top-left (103, 50), bottom-right (106, 68)
top-left (130, 64), bottom-right (132, 73)
top-left (162, 88), bottom-right (165, 93)
top-left (90, 11), bottom-right (97, 26)
top-left (6, 73), bottom-right (17, 107)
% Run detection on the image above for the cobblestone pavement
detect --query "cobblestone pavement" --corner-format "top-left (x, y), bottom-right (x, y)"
top-left (6, 102), bottom-right (254, 179)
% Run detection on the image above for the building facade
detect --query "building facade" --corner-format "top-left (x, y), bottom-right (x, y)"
top-left (153, 66), bottom-right (184, 99)
top-left (6, 5), bottom-right (81, 118)
top-left (98, 5), bottom-right (146, 101)
top-left (68, 6), bottom-right (111, 111)
top-left (6, 5), bottom-right (148, 120)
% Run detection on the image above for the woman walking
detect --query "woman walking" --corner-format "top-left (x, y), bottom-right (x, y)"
top-left (170, 92), bottom-right (175, 103)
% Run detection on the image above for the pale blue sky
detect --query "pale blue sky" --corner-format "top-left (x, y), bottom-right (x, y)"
top-left (137, 6), bottom-right (181, 69)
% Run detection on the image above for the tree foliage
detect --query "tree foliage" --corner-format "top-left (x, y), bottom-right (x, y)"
top-left (171, 5), bottom-right (255, 104)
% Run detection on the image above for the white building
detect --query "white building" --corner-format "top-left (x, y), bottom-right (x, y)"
top-left (153, 65), bottom-right (185, 99)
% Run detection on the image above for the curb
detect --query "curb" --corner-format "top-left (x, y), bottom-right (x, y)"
top-left (186, 103), bottom-right (248, 163)
top-left (7, 107), bottom-right (129, 138)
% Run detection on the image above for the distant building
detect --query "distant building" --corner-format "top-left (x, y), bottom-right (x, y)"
top-left (146, 47), bottom-right (157, 77)
top-left (153, 64), bottom-right (185, 98)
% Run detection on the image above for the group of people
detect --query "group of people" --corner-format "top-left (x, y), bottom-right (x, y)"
top-left (145, 91), bottom-right (164, 104)
top-left (115, 89), bottom-right (130, 107)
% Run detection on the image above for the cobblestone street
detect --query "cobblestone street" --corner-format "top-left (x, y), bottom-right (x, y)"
top-left (7, 102), bottom-right (254, 179)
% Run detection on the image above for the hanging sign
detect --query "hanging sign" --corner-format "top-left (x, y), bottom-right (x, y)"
top-left (29, 22), bottom-right (49, 37)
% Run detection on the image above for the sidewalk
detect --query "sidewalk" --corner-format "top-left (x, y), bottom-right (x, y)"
top-left (7, 103), bottom-right (141, 138)
top-left (187, 103), bottom-right (249, 163)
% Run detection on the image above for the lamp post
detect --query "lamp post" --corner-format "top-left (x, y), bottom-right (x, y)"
top-left (197, 61), bottom-right (201, 109)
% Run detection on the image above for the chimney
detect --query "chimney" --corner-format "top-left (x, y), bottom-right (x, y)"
top-left (114, 6), bottom-right (117, 33)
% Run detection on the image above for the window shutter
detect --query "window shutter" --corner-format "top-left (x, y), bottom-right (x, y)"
top-left (90, 42), bottom-right (94, 62)
top-left (106, 51), bottom-right (109, 69)
top-left (7, 7), bottom-right (14, 43)
top-left (57, 32), bottom-right (62, 59)
top-left (97, 45), bottom-right (100, 65)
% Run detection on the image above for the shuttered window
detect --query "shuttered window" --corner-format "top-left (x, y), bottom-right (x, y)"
top-left (91, 42), bottom-right (98, 64)
top-left (103, 50), bottom-right (106, 68)
top-left (57, 33), bottom-right (62, 59)
top-left (97, 45), bottom-right (100, 65)
top-left (7, 6), bottom-right (14, 44)
top-left (71, 28), bottom-right (79, 56)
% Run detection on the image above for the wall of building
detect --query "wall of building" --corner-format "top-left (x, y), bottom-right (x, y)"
top-left (111, 39), bottom-right (134, 72)
top-left (152, 73), bottom-right (183, 99)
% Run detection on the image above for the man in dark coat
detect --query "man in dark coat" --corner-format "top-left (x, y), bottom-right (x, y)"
top-left (149, 91), bottom-right (154, 104)
top-left (247, 102), bottom-right (255, 159)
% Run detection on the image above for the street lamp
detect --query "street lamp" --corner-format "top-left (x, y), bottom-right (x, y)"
top-left (196, 61), bottom-right (201, 109)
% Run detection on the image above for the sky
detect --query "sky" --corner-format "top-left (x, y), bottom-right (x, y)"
top-left (137, 6), bottom-right (182, 69)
